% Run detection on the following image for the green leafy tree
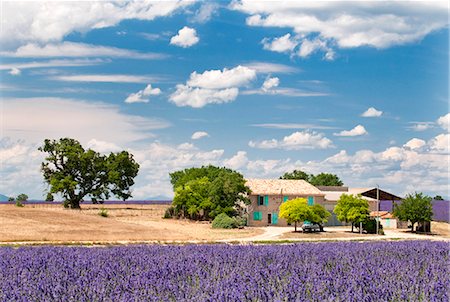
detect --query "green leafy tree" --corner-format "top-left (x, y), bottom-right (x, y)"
top-left (39, 138), bottom-right (139, 209)
top-left (16, 194), bottom-right (28, 202)
top-left (45, 193), bottom-right (54, 202)
top-left (279, 198), bottom-right (311, 232)
top-left (309, 173), bottom-right (343, 186)
top-left (280, 170), bottom-right (311, 181)
top-left (433, 195), bottom-right (444, 200)
top-left (170, 165), bottom-right (250, 220)
top-left (393, 192), bottom-right (433, 232)
top-left (8, 196), bottom-right (15, 202)
top-left (334, 194), bottom-right (369, 232)
top-left (309, 204), bottom-right (331, 231)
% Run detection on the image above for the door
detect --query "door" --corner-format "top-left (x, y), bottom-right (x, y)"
top-left (268, 213), bottom-right (272, 224)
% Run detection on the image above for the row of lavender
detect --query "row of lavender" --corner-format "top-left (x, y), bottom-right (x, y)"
top-left (380, 200), bottom-right (450, 222)
top-left (0, 241), bottom-right (448, 301)
top-left (0, 200), bottom-right (172, 205)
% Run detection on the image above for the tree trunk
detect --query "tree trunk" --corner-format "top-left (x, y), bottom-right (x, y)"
top-left (351, 223), bottom-right (354, 233)
top-left (411, 222), bottom-right (415, 233)
top-left (295, 221), bottom-right (297, 232)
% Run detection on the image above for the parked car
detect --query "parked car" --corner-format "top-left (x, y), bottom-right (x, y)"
top-left (301, 222), bottom-right (321, 232)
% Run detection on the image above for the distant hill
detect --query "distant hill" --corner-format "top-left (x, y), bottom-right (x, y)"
top-left (0, 194), bottom-right (10, 202)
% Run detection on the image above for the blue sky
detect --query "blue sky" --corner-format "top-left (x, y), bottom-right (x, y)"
top-left (1, 1), bottom-right (449, 199)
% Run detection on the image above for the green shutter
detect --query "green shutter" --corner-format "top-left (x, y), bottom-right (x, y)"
top-left (272, 213), bottom-right (278, 225)
top-left (283, 196), bottom-right (289, 202)
top-left (253, 211), bottom-right (262, 221)
top-left (307, 196), bottom-right (314, 205)
top-left (264, 195), bottom-right (269, 206)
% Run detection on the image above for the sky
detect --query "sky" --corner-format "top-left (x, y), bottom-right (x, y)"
top-left (0, 0), bottom-right (449, 200)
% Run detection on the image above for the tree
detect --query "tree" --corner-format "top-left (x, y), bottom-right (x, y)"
top-left (170, 165), bottom-right (250, 220)
top-left (280, 170), bottom-right (311, 181)
top-left (16, 194), bottom-right (28, 202)
top-left (45, 193), bottom-right (54, 202)
top-left (279, 198), bottom-right (330, 232)
top-left (309, 173), bottom-right (343, 186)
top-left (39, 138), bottom-right (139, 209)
top-left (279, 170), bottom-right (343, 186)
top-left (393, 192), bottom-right (433, 232)
top-left (279, 198), bottom-right (310, 232)
top-left (434, 195), bottom-right (444, 200)
top-left (8, 196), bottom-right (15, 202)
top-left (334, 194), bottom-right (369, 232)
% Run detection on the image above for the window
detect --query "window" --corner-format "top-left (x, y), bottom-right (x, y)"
top-left (258, 195), bottom-right (264, 206)
top-left (283, 196), bottom-right (289, 202)
top-left (307, 196), bottom-right (314, 205)
top-left (253, 211), bottom-right (262, 221)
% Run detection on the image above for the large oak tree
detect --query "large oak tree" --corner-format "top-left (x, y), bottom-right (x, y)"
top-left (39, 138), bottom-right (139, 209)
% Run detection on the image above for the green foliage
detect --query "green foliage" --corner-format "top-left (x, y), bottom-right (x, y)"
top-left (433, 195), bottom-right (444, 200)
top-left (212, 213), bottom-right (238, 229)
top-left (45, 193), bottom-right (54, 202)
top-left (360, 218), bottom-right (384, 234)
top-left (280, 170), bottom-right (343, 186)
top-left (309, 173), bottom-right (343, 186)
top-left (8, 197), bottom-right (15, 202)
top-left (280, 170), bottom-right (310, 181)
top-left (279, 198), bottom-right (330, 231)
top-left (170, 165), bottom-right (250, 220)
top-left (15, 200), bottom-right (24, 207)
top-left (39, 138), bottom-right (139, 209)
top-left (393, 192), bottom-right (433, 232)
top-left (163, 206), bottom-right (175, 219)
top-left (334, 194), bottom-right (369, 224)
top-left (98, 208), bottom-right (109, 217)
top-left (16, 194), bottom-right (28, 202)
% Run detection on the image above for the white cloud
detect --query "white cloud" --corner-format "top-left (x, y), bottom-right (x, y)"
top-left (125, 84), bottom-right (162, 104)
top-left (1, 42), bottom-right (166, 59)
top-left (232, 1), bottom-right (448, 58)
top-left (408, 122), bottom-right (434, 131)
top-left (187, 65), bottom-right (256, 89)
top-left (86, 139), bottom-right (122, 153)
top-left (242, 87), bottom-right (328, 97)
top-left (191, 131), bottom-right (209, 140)
top-left (298, 38), bottom-right (335, 60)
top-left (243, 62), bottom-right (299, 74)
top-left (403, 138), bottom-right (426, 150)
top-left (170, 26), bottom-right (199, 48)
top-left (170, 85), bottom-right (239, 108)
top-left (437, 113), bottom-right (450, 131)
top-left (1, 1), bottom-right (195, 47)
top-left (361, 107), bottom-right (383, 117)
top-left (262, 77), bottom-right (279, 91)
top-left (223, 151), bottom-right (248, 170)
top-left (249, 131), bottom-right (333, 150)
top-left (192, 3), bottom-right (219, 23)
top-left (8, 68), bottom-right (21, 76)
top-left (1, 97), bottom-right (170, 145)
top-left (334, 125), bottom-right (368, 137)
top-left (0, 59), bottom-right (106, 71)
top-left (262, 33), bottom-right (297, 53)
top-left (169, 65), bottom-right (256, 108)
top-left (52, 74), bottom-right (159, 83)
top-left (429, 134), bottom-right (450, 153)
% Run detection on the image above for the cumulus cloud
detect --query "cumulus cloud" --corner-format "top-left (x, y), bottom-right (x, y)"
top-left (262, 33), bottom-right (297, 53)
top-left (298, 38), bottom-right (335, 60)
top-left (191, 131), bottom-right (209, 140)
top-left (1, 1), bottom-right (194, 47)
top-left (192, 3), bottom-right (220, 23)
top-left (429, 134), bottom-right (450, 153)
top-left (232, 1), bottom-right (448, 58)
top-left (437, 113), bottom-right (450, 131)
top-left (261, 77), bottom-right (279, 92)
top-left (1, 97), bottom-right (170, 145)
top-left (334, 125), bottom-right (368, 137)
top-left (403, 138), bottom-right (426, 150)
top-left (0, 42), bottom-right (167, 59)
top-left (8, 68), bottom-right (21, 76)
top-left (249, 131), bottom-right (333, 150)
top-left (170, 26), bottom-right (199, 48)
top-left (169, 65), bottom-right (256, 108)
top-left (361, 107), bottom-right (383, 117)
top-left (125, 84), bottom-right (162, 103)
top-left (223, 151), bottom-right (248, 170)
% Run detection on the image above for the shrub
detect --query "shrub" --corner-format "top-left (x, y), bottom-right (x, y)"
top-left (212, 213), bottom-right (238, 229)
top-left (15, 200), bottom-right (24, 207)
top-left (98, 208), bottom-right (108, 218)
top-left (163, 206), bottom-right (175, 219)
top-left (362, 218), bottom-right (383, 234)
top-left (233, 216), bottom-right (247, 227)
top-left (62, 200), bottom-right (70, 209)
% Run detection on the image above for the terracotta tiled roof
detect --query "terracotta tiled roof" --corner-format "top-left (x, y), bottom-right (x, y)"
top-left (245, 179), bottom-right (324, 196)
top-left (370, 211), bottom-right (394, 219)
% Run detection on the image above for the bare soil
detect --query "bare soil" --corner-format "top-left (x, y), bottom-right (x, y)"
top-left (0, 204), bottom-right (263, 243)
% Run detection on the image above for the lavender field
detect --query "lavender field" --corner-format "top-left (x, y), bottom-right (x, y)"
top-left (1, 241), bottom-right (448, 301)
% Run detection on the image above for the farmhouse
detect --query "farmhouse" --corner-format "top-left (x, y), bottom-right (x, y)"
top-left (246, 179), bottom-right (325, 227)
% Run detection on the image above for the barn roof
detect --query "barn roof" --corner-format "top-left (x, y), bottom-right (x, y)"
top-left (245, 179), bottom-right (324, 196)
